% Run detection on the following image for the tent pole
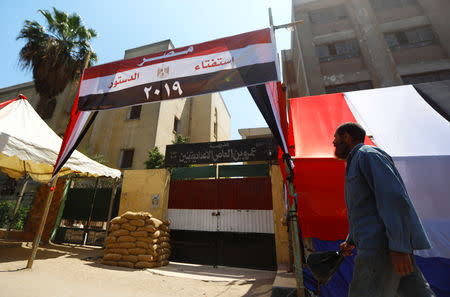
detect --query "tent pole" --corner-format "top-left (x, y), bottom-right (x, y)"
top-left (26, 176), bottom-right (59, 269)
top-left (4, 174), bottom-right (30, 239)
top-left (84, 177), bottom-right (99, 245)
top-left (50, 178), bottom-right (71, 242)
top-left (284, 158), bottom-right (306, 297)
top-left (104, 177), bottom-right (119, 243)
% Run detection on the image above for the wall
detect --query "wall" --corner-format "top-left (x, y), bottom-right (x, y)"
top-left (271, 165), bottom-right (290, 266)
top-left (118, 169), bottom-right (171, 220)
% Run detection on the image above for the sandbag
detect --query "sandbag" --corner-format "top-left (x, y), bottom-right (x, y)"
top-left (148, 218), bottom-right (163, 228)
top-left (136, 237), bottom-right (158, 244)
top-left (100, 260), bottom-right (118, 266)
top-left (122, 255), bottom-right (138, 263)
top-left (135, 261), bottom-right (157, 269)
top-left (117, 235), bottom-right (137, 242)
top-left (110, 229), bottom-right (130, 237)
top-left (160, 242), bottom-right (170, 248)
top-left (109, 224), bottom-right (121, 231)
top-left (150, 230), bottom-right (161, 238)
top-left (128, 248), bottom-right (147, 255)
top-left (111, 217), bottom-right (128, 224)
top-left (105, 236), bottom-right (117, 244)
top-left (137, 225), bottom-right (156, 233)
top-left (116, 242), bottom-right (136, 249)
top-left (121, 223), bottom-right (137, 232)
top-left (105, 248), bottom-right (129, 255)
top-left (136, 241), bottom-right (149, 249)
top-left (129, 219), bottom-right (145, 227)
top-left (103, 253), bottom-right (122, 261)
top-left (130, 230), bottom-right (148, 237)
top-left (117, 261), bottom-right (134, 268)
top-left (137, 254), bottom-right (156, 262)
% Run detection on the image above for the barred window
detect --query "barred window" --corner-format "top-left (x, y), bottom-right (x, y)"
top-left (127, 105), bottom-right (142, 120)
top-left (325, 81), bottom-right (373, 94)
top-left (370, 0), bottom-right (417, 11)
top-left (385, 27), bottom-right (436, 51)
top-left (316, 40), bottom-right (361, 62)
top-left (309, 5), bottom-right (347, 24)
top-left (119, 149), bottom-right (134, 169)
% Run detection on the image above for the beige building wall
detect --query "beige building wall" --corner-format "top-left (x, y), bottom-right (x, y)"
top-left (285, 0), bottom-right (450, 98)
top-left (119, 169), bottom-right (171, 220)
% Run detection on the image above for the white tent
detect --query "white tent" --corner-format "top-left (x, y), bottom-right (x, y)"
top-left (0, 97), bottom-right (121, 182)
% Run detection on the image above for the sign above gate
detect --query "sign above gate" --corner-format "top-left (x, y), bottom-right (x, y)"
top-left (165, 137), bottom-right (277, 167)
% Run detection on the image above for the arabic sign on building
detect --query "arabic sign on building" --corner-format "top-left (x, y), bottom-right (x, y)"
top-left (164, 138), bottom-right (278, 167)
top-left (77, 28), bottom-right (279, 111)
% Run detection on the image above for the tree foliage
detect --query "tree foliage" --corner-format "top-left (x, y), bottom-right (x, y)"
top-left (172, 134), bottom-right (189, 144)
top-left (144, 147), bottom-right (165, 169)
top-left (17, 7), bottom-right (97, 115)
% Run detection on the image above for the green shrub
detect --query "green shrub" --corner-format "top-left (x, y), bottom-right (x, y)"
top-left (0, 201), bottom-right (30, 230)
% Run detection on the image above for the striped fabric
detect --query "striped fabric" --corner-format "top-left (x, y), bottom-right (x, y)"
top-left (289, 81), bottom-right (450, 296)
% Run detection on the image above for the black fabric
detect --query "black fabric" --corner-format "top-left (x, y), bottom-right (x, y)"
top-left (413, 80), bottom-right (450, 123)
top-left (53, 111), bottom-right (99, 177)
top-left (306, 250), bottom-right (344, 285)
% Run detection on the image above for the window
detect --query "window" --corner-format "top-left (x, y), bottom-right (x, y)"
top-left (402, 70), bottom-right (450, 84)
top-left (41, 98), bottom-right (57, 120)
top-left (309, 5), bottom-right (347, 24)
top-left (370, 0), bottom-right (417, 11)
top-left (173, 117), bottom-right (181, 134)
top-left (325, 81), bottom-right (373, 94)
top-left (127, 105), bottom-right (142, 120)
top-left (119, 149), bottom-right (134, 169)
top-left (385, 27), bottom-right (436, 51)
top-left (316, 40), bottom-right (361, 63)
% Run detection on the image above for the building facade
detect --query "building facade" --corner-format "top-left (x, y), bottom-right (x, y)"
top-left (283, 0), bottom-right (450, 98)
top-left (0, 40), bottom-right (231, 170)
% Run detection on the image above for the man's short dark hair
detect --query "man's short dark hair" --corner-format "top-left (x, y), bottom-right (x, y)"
top-left (336, 122), bottom-right (366, 143)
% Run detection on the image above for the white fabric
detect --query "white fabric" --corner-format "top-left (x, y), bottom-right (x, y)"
top-left (167, 209), bottom-right (274, 233)
top-left (344, 85), bottom-right (450, 156)
top-left (0, 99), bottom-right (121, 182)
top-left (394, 156), bottom-right (450, 259)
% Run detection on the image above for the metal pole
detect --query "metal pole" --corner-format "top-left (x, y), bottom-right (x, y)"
top-left (84, 177), bottom-right (99, 245)
top-left (4, 174), bottom-right (30, 239)
top-left (50, 178), bottom-right (71, 242)
top-left (105, 178), bottom-right (119, 240)
top-left (284, 158), bottom-right (306, 297)
top-left (26, 176), bottom-right (59, 269)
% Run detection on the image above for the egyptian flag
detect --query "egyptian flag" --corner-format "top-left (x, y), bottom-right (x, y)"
top-left (288, 80), bottom-right (450, 296)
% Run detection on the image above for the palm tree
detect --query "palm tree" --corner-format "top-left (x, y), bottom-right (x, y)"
top-left (17, 7), bottom-right (97, 116)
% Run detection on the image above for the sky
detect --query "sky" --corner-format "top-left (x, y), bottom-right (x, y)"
top-left (0, 0), bottom-right (292, 140)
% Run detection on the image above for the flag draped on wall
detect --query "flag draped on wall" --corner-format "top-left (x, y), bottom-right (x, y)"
top-left (289, 81), bottom-right (450, 296)
top-left (52, 28), bottom-right (284, 179)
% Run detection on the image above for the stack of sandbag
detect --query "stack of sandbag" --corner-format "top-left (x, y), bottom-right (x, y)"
top-left (101, 211), bottom-right (171, 269)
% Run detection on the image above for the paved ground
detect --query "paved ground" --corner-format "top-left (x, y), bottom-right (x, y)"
top-left (0, 241), bottom-right (276, 297)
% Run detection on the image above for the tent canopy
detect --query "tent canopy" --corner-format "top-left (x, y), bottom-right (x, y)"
top-left (0, 97), bottom-right (121, 182)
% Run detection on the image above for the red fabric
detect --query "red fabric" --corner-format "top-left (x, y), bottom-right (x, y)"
top-left (83, 28), bottom-right (272, 79)
top-left (51, 77), bottom-right (83, 178)
top-left (289, 93), bottom-right (374, 240)
top-left (0, 94), bottom-right (27, 110)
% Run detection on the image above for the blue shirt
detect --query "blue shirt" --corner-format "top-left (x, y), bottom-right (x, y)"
top-left (345, 143), bottom-right (431, 253)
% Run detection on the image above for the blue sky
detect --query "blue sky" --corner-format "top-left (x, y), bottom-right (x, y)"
top-left (0, 0), bottom-right (292, 139)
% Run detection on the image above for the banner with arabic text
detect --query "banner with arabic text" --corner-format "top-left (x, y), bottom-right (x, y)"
top-left (77, 28), bottom-right (279, 111)
top-left (165, 137), bottom-right (277, 167)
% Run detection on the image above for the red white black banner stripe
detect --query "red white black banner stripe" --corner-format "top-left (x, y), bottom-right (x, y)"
top-left (77, 28), bottom-right (279, 111)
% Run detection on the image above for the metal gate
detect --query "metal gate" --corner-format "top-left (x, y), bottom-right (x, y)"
top-left (167, 164), bottom-right (276, 270)
top-left (53, 178), bottom-right (121, 246)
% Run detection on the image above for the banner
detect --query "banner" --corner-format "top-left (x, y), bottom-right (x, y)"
top-left (77, 28), bottom-right (279, 111)
top-left (165, 137), bottom-right (277, 167)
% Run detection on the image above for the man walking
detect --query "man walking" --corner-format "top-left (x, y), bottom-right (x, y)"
top-left (333, 122), bottom-right (435, 297)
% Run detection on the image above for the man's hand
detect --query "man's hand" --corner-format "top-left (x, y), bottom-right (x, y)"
top-left (339, 241), bottom-right (355, 256)
top-left (389, 251), bottom-right (414, 276)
